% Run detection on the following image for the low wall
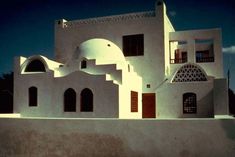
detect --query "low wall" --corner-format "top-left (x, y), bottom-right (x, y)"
top-left (0, 118), bottom-right (234, 157)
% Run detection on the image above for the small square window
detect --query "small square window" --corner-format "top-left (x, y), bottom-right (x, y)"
top-left (81, 60), bottom-right (87, 69)
top-left (147, 84), bottom-right (151, 88)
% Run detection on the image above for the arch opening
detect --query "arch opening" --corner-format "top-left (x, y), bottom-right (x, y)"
top-left (64, 88), bottom-right (76, 112)
top-left (25, 59), bottom-right (46, 72)
top-left (172, 64), bottom-right (207, 82)
top-left (80, 88), bottom-right (93, 112)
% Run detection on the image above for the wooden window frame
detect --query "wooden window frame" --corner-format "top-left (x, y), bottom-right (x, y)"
top-left (131, 91), bottom-right (138, 112)
top-left (123, 34), bottom-right (144, 56)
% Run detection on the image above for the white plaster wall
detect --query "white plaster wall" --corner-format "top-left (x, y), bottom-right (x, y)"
top-left (14, 72), bottom-right (54, 117)
top-left (119, 71), bottom-right (142, 119)
top-left (14, 56), bottom-right (121, 118)
top-left (0, 118), bottom-right (234, 157)
top-left (51, 71), bottom-right (119, 118)
top-left (163, 5), bottom-right (175, 77)
top-left (157, 81), bottom-right (214, 118)
top-left (214, 78), bottom-right (229, 115)
top-left (169, 29), bottom-right (223, 78)
top-left (55, 4), bottom-right (166, 93)
top-left (81, 60), bottom-right (123, 84)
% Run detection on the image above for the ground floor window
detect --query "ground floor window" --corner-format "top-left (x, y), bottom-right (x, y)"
top-left (81, 88), bottom-right (93, 112)
top-left (29, 86), bottom-right (37, 107)
top-left (131, 91), bottom-right (138, 112)
top-left (81, 60), bottom-right (87, 69)
top-left (64, 88), bottom-right (76, 112)
top-left (183, 93), bottom-right (197, 114)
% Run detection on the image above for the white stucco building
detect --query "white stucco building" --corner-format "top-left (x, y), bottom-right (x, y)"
top-left (13, 1), bottom-right (228, 118)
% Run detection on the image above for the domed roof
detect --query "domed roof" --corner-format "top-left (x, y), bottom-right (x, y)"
top-left (76, 38), bottom-right (125, 64)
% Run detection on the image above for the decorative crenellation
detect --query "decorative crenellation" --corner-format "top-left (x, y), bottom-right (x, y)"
top-left (63, 11), bottom-right (155, 28)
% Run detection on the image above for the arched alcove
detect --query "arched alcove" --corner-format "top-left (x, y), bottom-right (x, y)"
top-left (64, 88), bottom-right (76, 112)
top-left (25, 59), bottom-right (46, 72)
top-left (80, 88), bottom-right (93, 112)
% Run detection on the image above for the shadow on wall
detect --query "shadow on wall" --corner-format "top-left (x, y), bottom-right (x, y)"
top-left (0, 129), bottom-right (144, 157)
top-left (229, 89), bottom-right (235, 115)
top-left (197, 90), bottom-right (214, 117)
top-left (0, 71), bottom-right (235, 116)
top-left (220, 119), bottom-right (235, 140)
top-left (0, 72), bottom-right (13, 113)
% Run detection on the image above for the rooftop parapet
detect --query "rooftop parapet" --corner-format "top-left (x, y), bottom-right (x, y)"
top-left (56, 11), bottom-right (156, 28)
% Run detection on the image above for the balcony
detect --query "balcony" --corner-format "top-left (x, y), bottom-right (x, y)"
top-left (170, 58), bottom-right (187, 64)
top-left (196, 56), bottom-right (214, 63)
top-left (196, 49), bottom-right (214, 63)
top-left (195, 39), bottom-right (214, 63)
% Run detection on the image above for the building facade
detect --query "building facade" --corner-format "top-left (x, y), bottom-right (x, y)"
top-left (14, 1), bottom-right (228, 118)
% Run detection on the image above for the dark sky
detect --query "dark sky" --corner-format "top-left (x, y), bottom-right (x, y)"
top-left (0, 0), bottom-right (235, 90)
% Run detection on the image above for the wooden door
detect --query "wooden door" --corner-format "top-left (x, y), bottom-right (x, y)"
top-left (142, 93), bottom-right (156, 118)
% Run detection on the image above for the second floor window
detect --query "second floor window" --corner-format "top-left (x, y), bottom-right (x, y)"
top-left (195, 39), bottom-right (214, 63)
top-left (123, 34), bottom-right (144, 56)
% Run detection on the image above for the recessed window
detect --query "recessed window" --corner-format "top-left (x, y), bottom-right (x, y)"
top-left (81, 88), bottom-right (93, 112)
top-left (169, 40), bottom-right (188, 64)
top-left (183, 93), bottom-right (197, 114)
top-left (147, 84), bottom-right (151, 88)
top-left (123, 34), bottom-right (144, 56)
top-left (29, 87), bottom-right (37, 107)
top-left (25, 59), bottom-right (46, 72)
top-left (195, 39), bottom-right (214, 63)
top-left (131, 91), bottom-right (138, 112)
top-left (81, 60), bottom-right (87, 69)
top-left (64, 88), bottom-right (76, 112)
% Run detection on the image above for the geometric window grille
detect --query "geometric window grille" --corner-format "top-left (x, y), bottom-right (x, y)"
top-left (183, 93), bottom-right (197, 114)
top-left (172, 64), bottom-right (207, 82)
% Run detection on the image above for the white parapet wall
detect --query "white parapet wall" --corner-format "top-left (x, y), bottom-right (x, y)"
top-left (0, 118), bottom-right (234, 157)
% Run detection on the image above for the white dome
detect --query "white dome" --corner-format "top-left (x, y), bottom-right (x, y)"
top-left (76, 38), bottom-right (125, 64)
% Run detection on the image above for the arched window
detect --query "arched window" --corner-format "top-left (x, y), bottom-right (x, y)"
top-left (172, 64), bottom-right (207, 82)
top-left (25, 59), bottom-right (46, 72)
top-left (64, 88), bottom-right (76, 112)
top-left (80, 88), bottom-right (93, 112)
top-left (81, 60), bottom-right (87, 69)
top-left (183, 93), bottom-right (197, 114)
top-left (29, 87), bottom-right (37, 106)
